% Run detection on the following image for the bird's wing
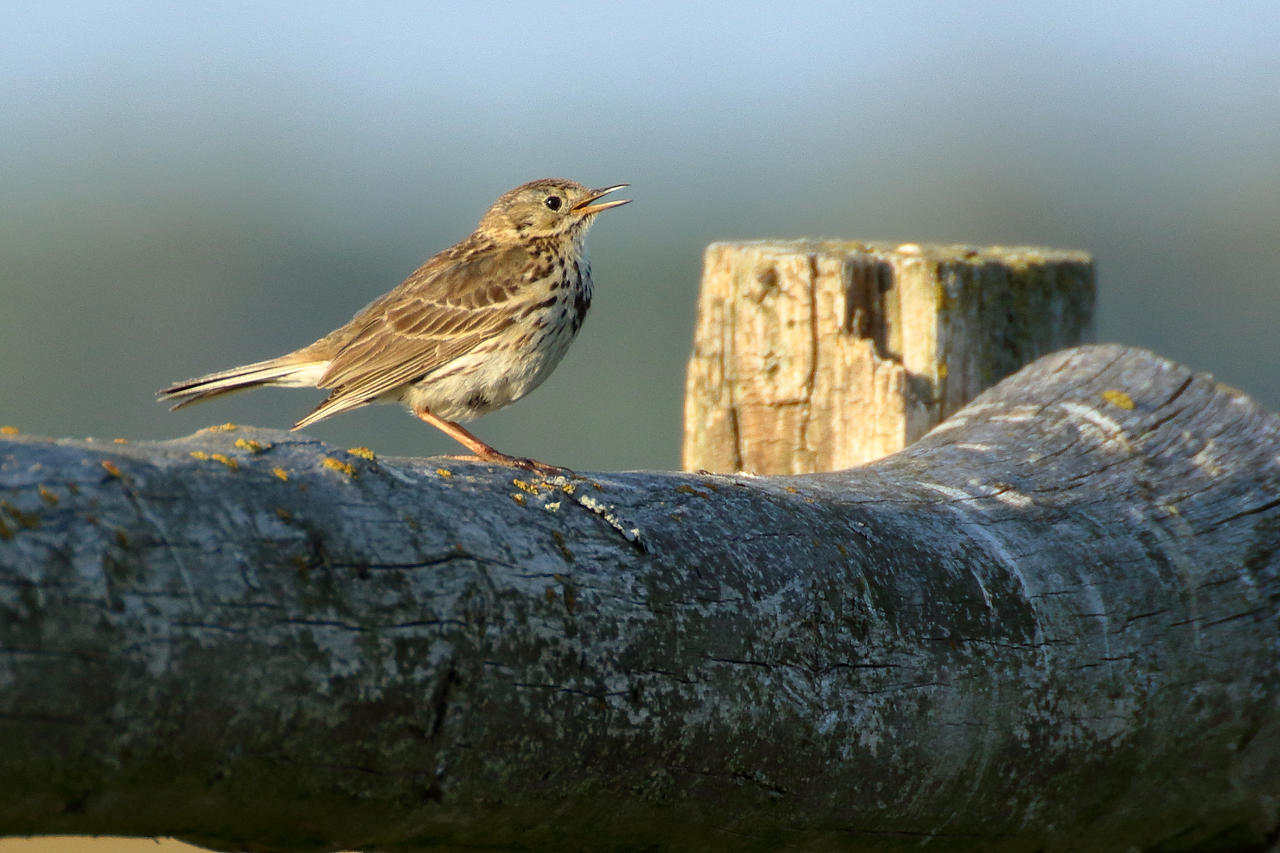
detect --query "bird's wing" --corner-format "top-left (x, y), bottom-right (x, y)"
top-left (293, 240), bottom-right (534, 427)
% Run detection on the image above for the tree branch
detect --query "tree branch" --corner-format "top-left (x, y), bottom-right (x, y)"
top-left (2, 344), bottom-right (1278, 852)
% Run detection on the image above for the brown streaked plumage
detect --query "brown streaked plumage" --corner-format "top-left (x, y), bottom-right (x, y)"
top-left (158, 178), bottom-right (630, 473)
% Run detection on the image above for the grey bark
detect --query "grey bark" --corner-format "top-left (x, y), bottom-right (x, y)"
top-left (1, 344), bottom-right (1278, 853)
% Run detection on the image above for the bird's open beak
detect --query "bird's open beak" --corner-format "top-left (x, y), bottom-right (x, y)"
top-left (572, 184), bottom-right (631, 216)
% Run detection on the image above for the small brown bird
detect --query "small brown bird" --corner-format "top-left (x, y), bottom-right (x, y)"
top-left (158, 178), bottom-right (630, 473)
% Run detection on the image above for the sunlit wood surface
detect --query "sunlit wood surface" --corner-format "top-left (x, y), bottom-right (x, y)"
top-left (0, 840), bottom-right (206, 853)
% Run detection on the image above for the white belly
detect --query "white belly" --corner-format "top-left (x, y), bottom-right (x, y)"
top-left (394, 303), bottom-right (583, 422)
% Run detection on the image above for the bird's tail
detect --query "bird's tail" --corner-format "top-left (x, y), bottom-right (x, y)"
top-left (157, 356), bottom-right (328, 411)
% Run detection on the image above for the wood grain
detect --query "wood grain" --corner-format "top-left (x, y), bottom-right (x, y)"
top-left (683, 241), bottom-right (1095, 473)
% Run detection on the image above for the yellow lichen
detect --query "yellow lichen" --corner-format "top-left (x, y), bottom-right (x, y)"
top-left (1102, 389), bottom-right (1135, 410)
top-left (189, 451), bottom-right (210, 461)
top-left (113, 438), bottom-right (129, 444)
top-left (210, 453), bottom-right (238, 470)
top-left (0, 425), bottom-right (18, 435)
top-left (435, 467), bottom-right (454, 478)
top-left (513, 478), bottom-right (540, 495)
top-left (235, 438), bottom-right (270, 453)
top-left (206, 423), bottom-right (238, 432)
top-left (38, 486), bottom-right (58, 506)
top-left (322, 457), bottom-right (357, 477)
top-left (511, 493), bottom-right (526, 505)
top-left (271, 466), bottom-right (289, 482)
top-left (346, 446), bottom-right (376, 461)
top-left (101, 460), bottom-right (122, 478)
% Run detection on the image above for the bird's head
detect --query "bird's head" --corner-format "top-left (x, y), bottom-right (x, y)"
top-left (478, 178), bottom-right (630, 241)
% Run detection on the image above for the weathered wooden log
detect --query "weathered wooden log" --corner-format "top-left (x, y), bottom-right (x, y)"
top-left (683, 241), bottom-right (1095, 473)
top-left (1, 344), bottom-right (1278, 853)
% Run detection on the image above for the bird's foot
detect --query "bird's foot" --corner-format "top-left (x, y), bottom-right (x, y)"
top-left (417, 409), bottom-right (576, 477)
top-left (446, 452), bottom-right (575, 478)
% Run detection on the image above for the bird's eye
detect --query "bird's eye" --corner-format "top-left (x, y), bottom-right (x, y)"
top-left (544, 195), bottom-right (563, 211)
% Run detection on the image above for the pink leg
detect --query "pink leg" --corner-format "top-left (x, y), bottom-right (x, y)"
top-left (414, 407), bottom-right (569, 475)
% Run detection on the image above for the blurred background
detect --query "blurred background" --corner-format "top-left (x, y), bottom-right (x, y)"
top-left (1, 1), bottom-right (1277, 849)
top-left (3, 2), bottom-right (1279, 477)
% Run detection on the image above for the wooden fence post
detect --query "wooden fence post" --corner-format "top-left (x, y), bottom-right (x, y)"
top-left (683, 241), bottom-right (1095, 473)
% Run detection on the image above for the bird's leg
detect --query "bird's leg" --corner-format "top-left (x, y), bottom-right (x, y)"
top-left (413, 407), bottom-right (570, 476)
